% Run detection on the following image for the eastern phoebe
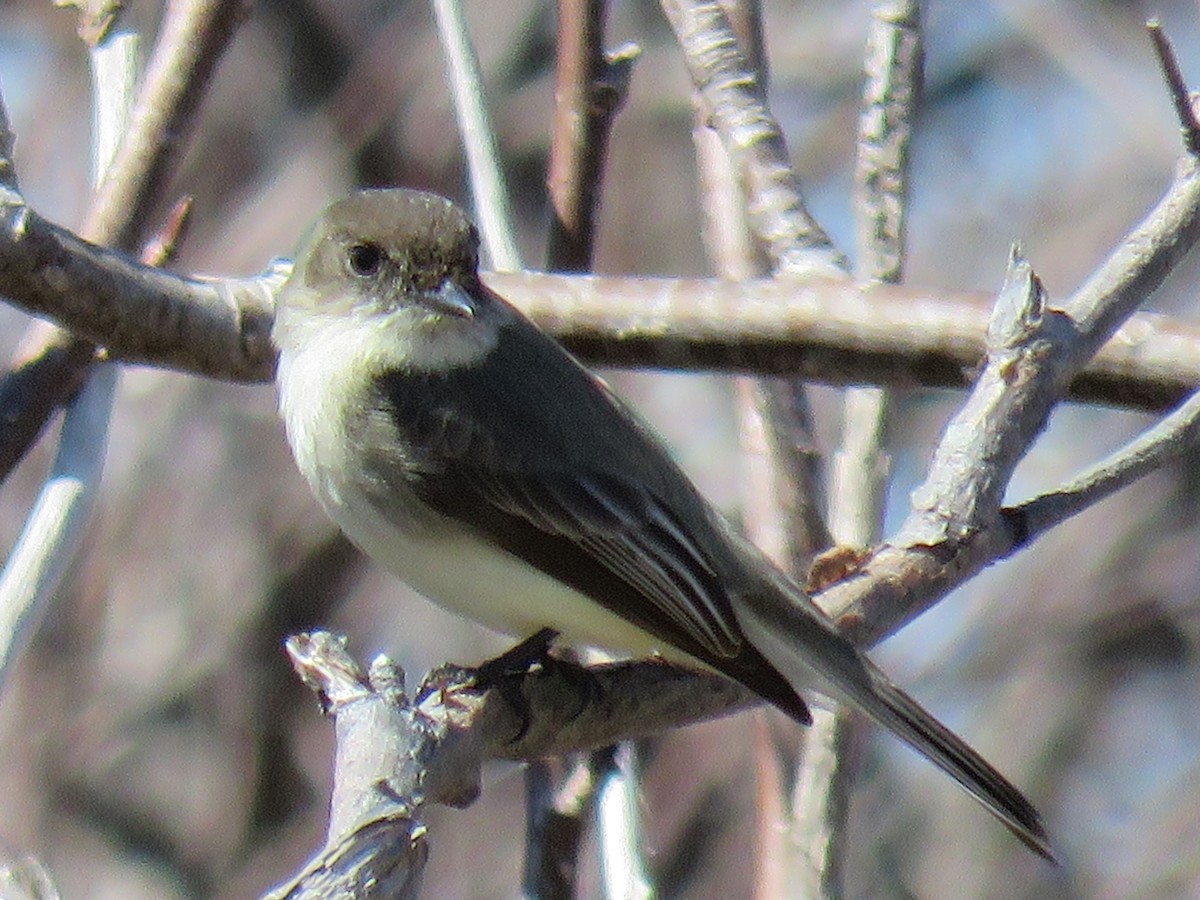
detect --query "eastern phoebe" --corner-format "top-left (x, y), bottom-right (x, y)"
top-left (272, 189), bottom-right (1052, 859)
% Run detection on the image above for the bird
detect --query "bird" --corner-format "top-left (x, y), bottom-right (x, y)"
top-left (271, 187), bottom-right (1053, 860)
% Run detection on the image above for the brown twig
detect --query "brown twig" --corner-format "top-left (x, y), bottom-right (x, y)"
top-left (1147, 19), bottom-right (1200, 157)
top-left (0, 338), bottom-right (96, 481)
top-left (545, 0), bottom-right (638, 272)
top-left (523, 760), bottom-right (588, 900)
top-left (84, 0), bottom-right (248, 249)
top-left (139, 195), bottom-right (195, 268)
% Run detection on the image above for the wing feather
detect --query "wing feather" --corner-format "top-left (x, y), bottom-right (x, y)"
top-left (464, 465), bottom-right (743, 659)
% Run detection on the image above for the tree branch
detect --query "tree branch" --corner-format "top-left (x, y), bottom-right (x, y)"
top-left (661, 0), bottom-right (846, 274)
top-left (4, 197), bottom-right (1200, 409)
top-left (0, 0), bottom-right (247, 479)
top-left (826, 141), bottom-right (1200, 644)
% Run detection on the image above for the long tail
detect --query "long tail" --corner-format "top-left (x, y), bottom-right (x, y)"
top-left (846, 661), bottom-right (1054, 861)
top-left (732, 586), bottom-right (1055, 861)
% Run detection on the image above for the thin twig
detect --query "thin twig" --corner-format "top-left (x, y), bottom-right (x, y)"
top-left (0, 338), bottom-right (96, 480)
top-left (140, 195), bottom-right (195, 265)
top-left (84, 0), bottom-right (248, 248)
top-left (0, 364), bottom-right (117, 685)
top-left (55, 0), bottom-right (123, 45)
top-left (787, 704), bottom-right (861, 900)
top-left (737, 380), bottom-right (832, 571)
top-left (594, 744), bottom-right (654, 900)
top-left (1011, 386), bottom-right (1200, 543)
top-left (852, 0), bottom-right (921, 285)
top-left (796, 2), bottom-right (922, 892)
top-left (661, 0), bottom-right (846, 275)
top-left (434, 0), bottom-right (556, 890)
top-left (0, 29), bottom-right (138, 688)
top-left (527, 5), bottom-right (642, 894)
top-left (522, 759), bottom-right (591, 900)
top-left (546, 0), bottom-right (638, 272)
top-left (432, 6), bottom-right (579, 888)
top-left (429, 0), bottom-right (522, 271)
top-left (1147, 19), bottom-right (1200, 157)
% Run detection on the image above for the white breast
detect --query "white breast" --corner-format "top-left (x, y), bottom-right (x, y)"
top-left (328, 478), bottom-right (675, 659)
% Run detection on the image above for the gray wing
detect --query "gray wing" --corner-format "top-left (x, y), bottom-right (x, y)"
top-left (369, 311), bottom-right (751, 663)
top-left (464, 465), bottom-right (743, 659)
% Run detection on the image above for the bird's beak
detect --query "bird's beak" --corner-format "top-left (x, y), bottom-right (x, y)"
top-left (422, 281), bottom-right (476, 319)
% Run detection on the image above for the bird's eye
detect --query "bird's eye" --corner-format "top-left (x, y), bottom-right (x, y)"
top-left (347, 242), bottom-right (386, 277)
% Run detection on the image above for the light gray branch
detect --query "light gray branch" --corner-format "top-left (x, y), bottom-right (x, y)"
top-left (825, 153), bottom-right (1200, 644)
top-left (661, 0), bottom-right (846, 276)
top-left (0, 30), bottom-right (135, 689)
top-left (852, 0), bottom-right (921, 285)
top-left (2, 190), bottom-right (1200, 410)
top-left (267, 632), bottom-right (759, 897)
top-left (264, 634), bottom-right (441, 900)
top-left (1013, 385), bottom-right (1200, 541)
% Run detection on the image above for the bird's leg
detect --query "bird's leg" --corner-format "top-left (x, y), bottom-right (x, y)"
top-left (475, 627), bottom-right (562, 688)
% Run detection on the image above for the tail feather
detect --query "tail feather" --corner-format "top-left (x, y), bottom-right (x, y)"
top-left (851, 665), bottom-right (1055, 862)
top-left (731, 584), bottom-right (1055, 861)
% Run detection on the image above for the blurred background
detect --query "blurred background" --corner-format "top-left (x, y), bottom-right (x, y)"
top-left (0, 0), bottom-right (1198, 897)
